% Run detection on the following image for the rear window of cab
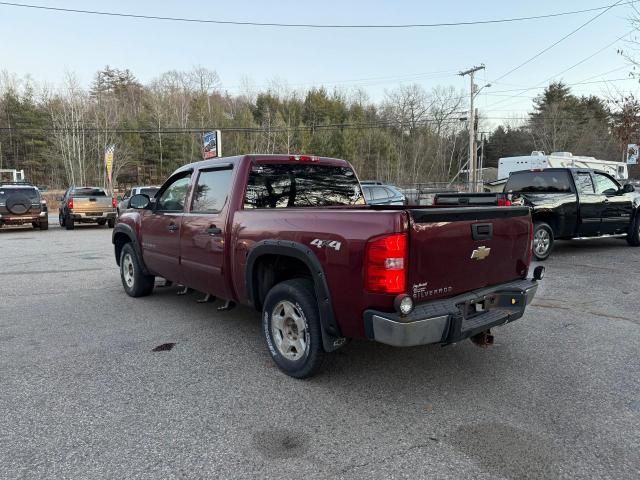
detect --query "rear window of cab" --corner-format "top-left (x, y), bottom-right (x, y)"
top-left (244, 164), bottom-right (365, 208)
top-left (71, 188), bottom-right (107, 197)
top-left (505, 171), bottom-right (573, 193)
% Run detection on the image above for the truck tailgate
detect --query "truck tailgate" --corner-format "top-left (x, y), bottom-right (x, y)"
top-left (407, 207), bottom-right (532, 302)
top-left (72, 196), bottom-right (113, 213)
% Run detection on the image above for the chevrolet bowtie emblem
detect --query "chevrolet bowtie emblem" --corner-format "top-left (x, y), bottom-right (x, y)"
top-left (471, 246), bottom-right (491, 260)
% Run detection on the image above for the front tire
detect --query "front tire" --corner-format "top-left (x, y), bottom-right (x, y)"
top-left (532, 222), bottom-right (554, 261)
top-left (107, 218), bottom-right (115, 229)
top-left (39, 219), bottom-right (49, 230)
top-left (262, 279), bottom-right (324, 379)
top-left (120, 243), bottom-right (155, 297)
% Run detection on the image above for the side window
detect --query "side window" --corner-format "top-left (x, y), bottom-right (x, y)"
top-left (156, 175), bottom-right (191, 212)
top-left (362, 187), bottom-right (373, 202)
top-left (575, 173), bottom-right (595, 194)
top-left (593, 173), bottom-right (619, 196)
top-left (191, 168), bottom-right (233, 213)
top-left (372, 187), bottom-right (388, 200)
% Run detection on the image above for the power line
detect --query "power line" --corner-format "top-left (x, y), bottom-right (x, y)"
top-left (0, 0), bottom-right (636, 29)
top-left (484, 76), bottom-right (637, 96)
top-left (484, 21), bottom-right (636, 113)
top-left (482, 72), bottom-right (637, 111)
top-left (0, 118), bottom-right (468, 134)
top-left (492, 0), bottom-right (626, 84)
top-left (1, 112), bottom-right (620, 134)
top-left (540, 28), bottom-right (638, 84)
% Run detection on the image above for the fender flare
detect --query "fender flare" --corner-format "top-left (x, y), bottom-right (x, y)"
top-left (246, 240), bottom-right (344, 351)
top-left (112, 223), bottom-right (150, 275)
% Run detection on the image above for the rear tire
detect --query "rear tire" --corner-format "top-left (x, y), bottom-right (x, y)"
top-left (64, 214), bottom-right (74, 230)
top-left (262, 279), bottom-right (325, 379)
top-left (120, 243), bottom-right (155, 297)
top-left (39, 219), bottom-right (49, 231)
top-left (107, 218), bottom-right (115, 229)
top-left (626, 214), bottom-right (640, 246)
top-left (533, 222), bottom-right (554, 261)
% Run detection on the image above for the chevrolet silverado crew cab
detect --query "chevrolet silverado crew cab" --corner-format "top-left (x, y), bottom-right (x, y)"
top-left (504, 168), bottom-right (640, 260)
top-left (113, 154), bottom-right (542, 378)
top-left (0, 182), bottom-right (48, 230)
top-left (58, 187), bottom-right (117, 230)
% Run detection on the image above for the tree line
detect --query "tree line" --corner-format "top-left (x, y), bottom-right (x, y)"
top-left (0, 66), bottom-right (635, 189)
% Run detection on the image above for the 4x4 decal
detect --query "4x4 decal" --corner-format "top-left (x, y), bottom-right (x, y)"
top-left (310, 239), bottom-right (342, 251)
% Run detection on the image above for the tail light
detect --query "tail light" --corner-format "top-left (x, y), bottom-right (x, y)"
top-left (497, 197), bottom-right (512, 207)
top-left (112, 197), bottom-right (117, 208)
top-left (289, 155), bottom-right (319, 162)
top-left (68, 197), bottom-right (73, 209)
top-left (365, 233), bottom-right (407, 294)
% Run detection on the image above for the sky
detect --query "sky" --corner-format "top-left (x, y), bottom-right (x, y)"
top-left (0, 0), bottom-right (638, 120)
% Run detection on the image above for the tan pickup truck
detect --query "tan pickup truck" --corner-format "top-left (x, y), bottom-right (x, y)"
top-left (58, 187), bottom-right (117, 230)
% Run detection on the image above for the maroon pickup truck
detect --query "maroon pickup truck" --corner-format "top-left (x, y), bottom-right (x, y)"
top-left (113, 154), bottom-right (543, 378)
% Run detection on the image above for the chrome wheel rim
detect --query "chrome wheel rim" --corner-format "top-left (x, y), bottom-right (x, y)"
top-left (122, 253), bottom-right (135, 288)
top-left (534, 229), bottom-right (550, 256)
top-left (271, 300), bottom-right (308, 361)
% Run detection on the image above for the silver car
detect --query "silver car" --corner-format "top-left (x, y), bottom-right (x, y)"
top-left (117, 186), bottom-right (160, 216)
top-left (361, 182), bottom-right (406, 205)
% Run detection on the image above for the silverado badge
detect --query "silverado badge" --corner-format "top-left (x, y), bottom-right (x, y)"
top-left (471, 246), bottom-right (491, 261)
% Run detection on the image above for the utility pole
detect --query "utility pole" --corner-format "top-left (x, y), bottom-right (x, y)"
top-left (479, 131), bottom-right (488, 187)
top-left (474, 108), bottom-right (479, 189)
top-left (459, 64), bottom-right (485, 192)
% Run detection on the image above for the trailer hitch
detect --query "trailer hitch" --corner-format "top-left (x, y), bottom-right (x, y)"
top-left (470, 329), bottom-right (494, 347)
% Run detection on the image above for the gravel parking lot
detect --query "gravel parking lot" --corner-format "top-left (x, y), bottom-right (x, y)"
top-left (1, 220), bottom-right (639, 479)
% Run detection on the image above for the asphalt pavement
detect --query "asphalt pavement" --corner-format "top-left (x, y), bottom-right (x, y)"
top-left (1, 219), bottom-right (639, 479)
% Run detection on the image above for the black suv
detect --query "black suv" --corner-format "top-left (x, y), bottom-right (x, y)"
top-left (0, 182), bottom-right (48, 230)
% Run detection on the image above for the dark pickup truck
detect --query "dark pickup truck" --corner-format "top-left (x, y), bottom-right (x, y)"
top-left (504, 168), bottom-right (640, 260)
top-left (112, 154), bottom-right (542, 378)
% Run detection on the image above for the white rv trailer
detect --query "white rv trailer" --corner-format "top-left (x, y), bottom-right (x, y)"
top-left (497, 151), bottom-right (628, 182)
top-left (0, 169), bottom-right (25, 182)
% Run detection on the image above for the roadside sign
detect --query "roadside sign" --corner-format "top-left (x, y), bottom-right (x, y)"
top-left (202, 130), bottom-right (221, 159)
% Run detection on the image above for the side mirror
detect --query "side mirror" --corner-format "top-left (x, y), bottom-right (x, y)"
top-left (622, 183), bottom-right (635, 193)
top-left (129, 193), bottom-right (151, 209)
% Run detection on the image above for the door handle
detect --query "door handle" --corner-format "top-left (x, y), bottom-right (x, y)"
top-left (167, 223), bottom-right (178, 232)
top-left (603, 198), bottom-right (610, 203)
top-left (207, 226), bottom-right (222, 236)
